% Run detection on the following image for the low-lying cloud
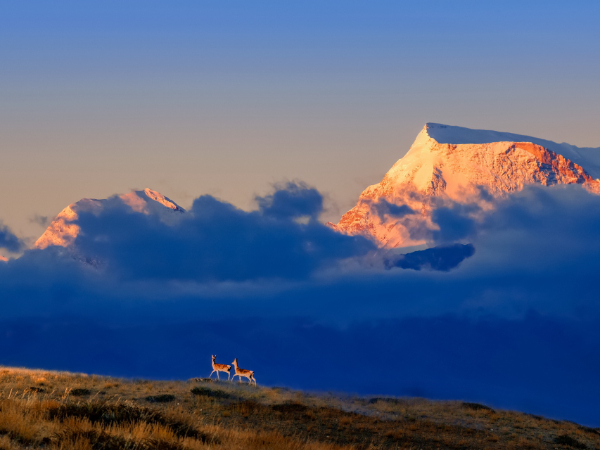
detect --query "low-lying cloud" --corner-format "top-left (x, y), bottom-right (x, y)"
top-left (385, 243), bottom-right (475, 271)
top-left (371, 198), bottom-right (415, 220)
top-left (256, 181), bottom-right (323, 220)
top-left (0, 183), bottom-right (599, 425)
top-left (74, 183), bottom-right (374, 282)
top-left (0, 221), bottom-right (24, 254)
top-left (29, 214), bottom-right (50, 228)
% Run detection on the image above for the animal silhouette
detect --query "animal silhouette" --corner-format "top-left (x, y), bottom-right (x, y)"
top-left (209, 355), bottom-right (231, 381)
top-left (231, 358), bottom-right (256, 386)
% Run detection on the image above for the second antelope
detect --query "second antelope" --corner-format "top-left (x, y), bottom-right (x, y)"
top-left (231, 358), bottom-right (257, 386)
top-left (209, 355), bottom-right (231, 381)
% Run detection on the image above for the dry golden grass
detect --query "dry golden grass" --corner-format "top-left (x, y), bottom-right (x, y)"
top-left (0, 366), bottom-right (597, 449)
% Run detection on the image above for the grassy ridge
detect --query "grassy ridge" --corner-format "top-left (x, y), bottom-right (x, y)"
top-left (0, 367), bottom-right (597, 449)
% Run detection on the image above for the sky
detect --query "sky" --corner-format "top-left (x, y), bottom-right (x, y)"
top-left (1, 1), bottom-right (600, 427)
top-left (2, 1), bottom-right (600, 238)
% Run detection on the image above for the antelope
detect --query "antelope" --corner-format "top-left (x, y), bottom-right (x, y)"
top-left (231, 358), bottom-right (257, 386)
top-left (209, 355), bottom-right (231, 381)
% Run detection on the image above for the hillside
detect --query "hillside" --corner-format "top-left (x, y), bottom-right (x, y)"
top-left (0, 367), bottom-right (597, 449)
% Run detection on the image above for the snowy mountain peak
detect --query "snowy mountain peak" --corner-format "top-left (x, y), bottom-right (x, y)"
top-left (331, 124), bottom-right (600, 248)
top-left (142, 188), bottom-right (185, 212)
top-left (34, 189), bottom-right (185, 250)
top-left (422, 123), bottom-right (600, 178)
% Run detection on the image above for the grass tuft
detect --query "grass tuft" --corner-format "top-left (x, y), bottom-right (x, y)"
top-left (554, 434), bottom-right (588, 449)
top-left (462, 401), bottom-right (495, 412)
top-left (70, 388), bottom-right (92, 397)
top-left (190, 387), bottom-right (231, 399)
top-left (145, 394), bottom-right (176, 403)
top-left (27, 386), bottom-right (45, 393)
top-left (272, 402), bottom-right (308, 413)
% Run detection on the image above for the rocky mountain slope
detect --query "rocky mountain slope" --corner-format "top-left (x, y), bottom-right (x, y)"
top-left (34, 188), bottom-right (185, 250)
top-left (330, 123), bottom-right (600, 248)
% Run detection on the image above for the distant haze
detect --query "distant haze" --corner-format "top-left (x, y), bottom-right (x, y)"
top-left (2, 1), bottom-right (600, 238)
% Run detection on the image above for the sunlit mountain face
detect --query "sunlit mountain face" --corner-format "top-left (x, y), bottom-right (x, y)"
top-left (34, 188), bottom-right (185, 251)
top-left (329, 123), bottom-right (600, 248)
top-left (28, 123), bottom-right (600, 259)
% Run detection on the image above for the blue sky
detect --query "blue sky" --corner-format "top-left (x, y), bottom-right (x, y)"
top-left (2, 1), bottom-right (600, 237)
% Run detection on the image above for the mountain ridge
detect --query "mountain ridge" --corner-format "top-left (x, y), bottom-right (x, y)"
top-left (330, 123), bottom-right (600, 248)
top-left (426, 122), bottom-right (600, 178)
top-left (31, 123), bottom-right (600, 253)
top-left (34, 188), bottom-right (185, 250)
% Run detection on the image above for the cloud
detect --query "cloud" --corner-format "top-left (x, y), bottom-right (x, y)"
top-left (0, 222), bottom-right (24, 253)
top-left (371, 199), bottom-right (415, 220)
top-left (29, 214), bottom-right (50, 228)
top-left (256, 181), bottom-right (323, 220)
top-left (0, 183), bottom-right (600, 425)
top-left (431, 205), bottom-right (478, 244)
top-left (73, 182), bottom-right (375, 282)
top-left (385, 243), bottom-right (475, 271)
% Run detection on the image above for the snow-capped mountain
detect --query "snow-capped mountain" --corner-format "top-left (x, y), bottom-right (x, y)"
top-left (34, 188), bottom-right (185, 250)
top-left (330, 123), bottom-right (600, 248)
top-left (33, 124), bottom-right (600, 253)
